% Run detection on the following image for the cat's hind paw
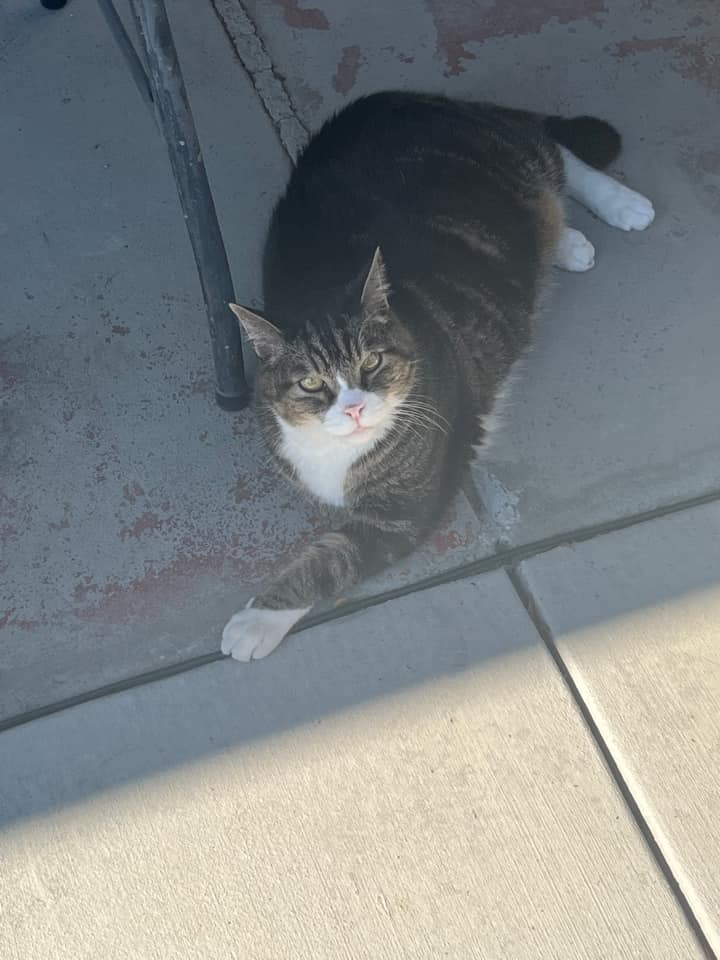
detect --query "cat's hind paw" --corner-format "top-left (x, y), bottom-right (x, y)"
top-left (555, 227), bottom-right (595, 272)
top-left (221, 600), bottom-right (310, 662)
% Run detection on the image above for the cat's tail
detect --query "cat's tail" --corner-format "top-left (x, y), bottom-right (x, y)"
top-left (543, 115), bottom-right (621, 170)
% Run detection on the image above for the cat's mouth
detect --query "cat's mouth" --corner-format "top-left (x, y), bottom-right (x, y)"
top-left (345, 422), bottom-right (376, 441)
top-left (328, 420), bottom-right (381, 443)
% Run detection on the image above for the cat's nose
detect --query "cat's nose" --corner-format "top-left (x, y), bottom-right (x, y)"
top-left (344, 401), bottom-right (365, 423)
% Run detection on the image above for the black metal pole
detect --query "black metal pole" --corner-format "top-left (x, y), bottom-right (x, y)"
top-left (128, 0), bottom-right (249, 408)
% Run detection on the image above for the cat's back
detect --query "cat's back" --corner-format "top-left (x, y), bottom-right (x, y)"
top-left (263, 91), bottom-right (559, 333)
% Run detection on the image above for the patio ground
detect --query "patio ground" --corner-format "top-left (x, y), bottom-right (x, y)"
top-left (1, 0), bottom-right (719, 956)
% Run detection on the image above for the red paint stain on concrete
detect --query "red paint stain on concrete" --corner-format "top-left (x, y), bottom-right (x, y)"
top-left (234, 478), bottom-right (252, 503)
top-left (123, 481), bottom-right (145, 503)
top-left (73, 575), bottom-right (98, 602)
top-left (426, 0), bottom-right (607, 76)
top-left (74, 526), bottom-right (314, 627)
top-left (120, 510), bottom-right (164, 540)
top-left (608, 36), bottom-right (720, 90)
top-left (431, 528), bottom-right (463, 556)
top-left (696, 150), bottom-right (720, 173)
top-left (271, 0), bottom-right (329, 31)
top-left (191, 370), bottom-right (212, 395)
top-left (0, 360), bottom-right (24, 390)
top-left (48, 507), bottom-right (70, 531)
top-left (429, 505), bottom-right (469, 556)
top-left (0, 523), bottom-right (18, 544)
top-left (611, 35), bottom-right (677, 57)
top-left (178, 369), bottom-right (213, 399)
top-left (0, 608), bottom-right (41, 631)
top-left (333, 46), bottom-right (363, 95)
top-left (74, 553), bottom-right (226, 625)
top-left (382, 45), bottom-right (415, 64)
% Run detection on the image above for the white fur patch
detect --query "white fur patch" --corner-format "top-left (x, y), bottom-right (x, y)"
top-left (561, 147), bottom-right (655, 231)
top-left (221, 599), bottom-right (310, 661)
top-left (278, 418), bottom-right (369, 506)
top-left (277, 388), bottom-right (395, 506)
top-left (555, 226), bottom-right (595, 272)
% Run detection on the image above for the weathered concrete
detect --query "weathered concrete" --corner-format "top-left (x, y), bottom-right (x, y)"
top-left (0, 575), bottom-right (703, 959)
top-left (0, 0), bottom-right (489, 723)
top-left (234, 0), bottom-right (720, 546)
top-left (2, 0), bottom-right (719, 768)
top-left (518, 502), bottom-right (720, 954)
top-left (2, 3), bottom-right (719, 950)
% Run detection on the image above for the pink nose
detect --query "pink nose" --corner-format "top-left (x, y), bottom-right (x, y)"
top-left (344, 401), bottom-right (365, 424)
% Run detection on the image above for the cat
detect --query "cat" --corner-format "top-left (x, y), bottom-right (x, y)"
top-left (222, 91), bottom-right (654, 661)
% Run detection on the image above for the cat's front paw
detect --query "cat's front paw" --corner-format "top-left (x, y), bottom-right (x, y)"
top-left (602, 184), bottom-right (655, 231)
top-left (221, 600), bottom-right (311, 662)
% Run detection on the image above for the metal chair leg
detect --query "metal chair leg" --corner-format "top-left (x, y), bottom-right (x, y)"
top-left (129, 0), bottom-right (249, 408)
top-left (46, 0), bottom-right (250, 408)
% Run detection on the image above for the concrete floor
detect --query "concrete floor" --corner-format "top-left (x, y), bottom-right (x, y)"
top-left (1, 0), bottom-right (493, 720)
top-left (1, 0), bottom-right (719, 956)
top-left (3, 0), bottom-right (720, 721)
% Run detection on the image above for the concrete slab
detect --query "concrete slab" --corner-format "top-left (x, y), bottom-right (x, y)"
top-left (0, 574), bottom-right (702, 958)
top-left (0, 0), bottom-right (489, 724)
top-left (228, 0), bottom-right (720, 545)
top-left (518, 503), bottom-right (720, 953)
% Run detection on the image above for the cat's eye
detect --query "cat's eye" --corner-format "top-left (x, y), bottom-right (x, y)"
top-left (361, 352), bottom-right (382, 372)
top-left (299, 374), bottom-right (324, 392)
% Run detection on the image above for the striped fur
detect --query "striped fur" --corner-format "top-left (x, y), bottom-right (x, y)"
top-left (230, 92), bottom-right (623, 627)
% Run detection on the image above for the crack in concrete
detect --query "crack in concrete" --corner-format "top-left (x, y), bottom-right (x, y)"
top-left (507, 565), bottom-right (717, 960)
top-left (4, 484), bottom-right (720, 735)
top-left (210, 0), bottom-right (309, 161)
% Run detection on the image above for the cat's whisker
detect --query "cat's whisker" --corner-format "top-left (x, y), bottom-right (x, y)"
top-left (392, 410), bottom-right (447, 437)
top-left (400, 404), bottom-right (449, 427)
top-left (396, 402), bottom-right (449, 435)
top-left (405, 396), bottom-right (451, 427)
top-left (396, 414), bottom-right (448, 436)
top-left (402, 395), bottom-right (448, 414)
top-left (392, 419), bottom-right (425, 443)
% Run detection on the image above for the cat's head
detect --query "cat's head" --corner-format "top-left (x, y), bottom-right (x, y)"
top-left (230, 249), bottom-right (416, 447)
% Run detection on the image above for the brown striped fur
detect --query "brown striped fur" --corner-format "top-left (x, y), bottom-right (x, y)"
top-left (231, 92), bottom-right (621, 613)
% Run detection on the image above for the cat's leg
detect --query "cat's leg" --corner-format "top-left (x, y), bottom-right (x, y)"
top-left (560, 146), bottom-right (655, 231)
top-left (221, 525), bottom-right (417, 661)
top-left (222, 598), bottom-right (311, 662)
top-left (555, 226), bottom-right (595, 272)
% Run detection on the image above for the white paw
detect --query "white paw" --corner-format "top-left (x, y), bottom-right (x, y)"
top-left (600, 183), bottom-right (655, 231)
top-left (221, 600), bottom-right (310, 662)
top-left (555, 227), bottom-right (595, 272)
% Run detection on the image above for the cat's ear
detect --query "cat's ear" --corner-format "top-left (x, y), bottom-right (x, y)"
top-left (360, 247), bottom-right (390, 316)
top-left (229, 303), bottom-right (285, 361)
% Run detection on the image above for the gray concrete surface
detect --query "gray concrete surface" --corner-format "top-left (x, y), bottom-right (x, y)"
top-left (519, 502), bottom-right (720, 954)
top-left (2, 3), bottom-right (719, 954)
top-left (4, 0), bottom-right (719, 721)
top-left (0, 575), bottom-right (704, 959)
top-left (0, 0), bottom-right (489, 722)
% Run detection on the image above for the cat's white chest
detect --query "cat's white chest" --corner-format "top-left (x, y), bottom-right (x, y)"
top-left (277, 419), bottom-right (365, 507)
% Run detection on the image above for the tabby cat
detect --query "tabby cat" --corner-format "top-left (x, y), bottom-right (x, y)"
top-left (222, 91), bottom-right (654, 661)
